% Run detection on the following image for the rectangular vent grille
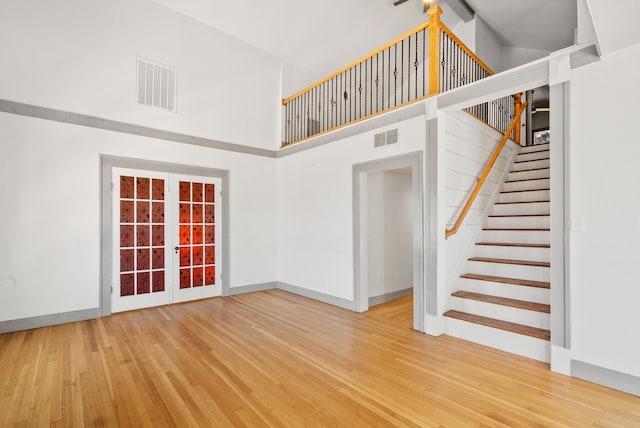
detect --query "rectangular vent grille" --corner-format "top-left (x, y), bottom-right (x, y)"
top-left (137, 58), bottom-right (177, 112)
top-left (374, 129), bottom-right (399, 147)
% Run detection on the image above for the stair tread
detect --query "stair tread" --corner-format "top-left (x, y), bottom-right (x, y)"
top-left (494, 200), bottom-right (550, 205)
top-left (520, 143), bottom-right (550, 152)
top-left (476, 242), bottom-right (550, 248)
top-left (505, 177), bottom-right (550, 184)
top-left (520, 148), bottom-right (550, 154)
top-left (460, 273), bottom-right (550, 288)
top-left (511, 166), bottom-right (550, 173)
top-left (514, 157), bottom-right (550, 164)
top-left (488, 214), bottom-right (550, 218)
top-left (452, 291), bottom-right (550, 313)
top-left (444, 310), bottom-right (550, 340)
top-left (483, 227), bottom-right (550, 231)
top-left (469, 257), bottom-right (550, 267)
top-left (500, 188), bottom-right (550, 194)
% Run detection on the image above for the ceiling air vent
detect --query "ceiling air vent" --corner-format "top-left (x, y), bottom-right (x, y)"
top-left (137, 58), bottom-right (177, 113)
top-left (374, 129), bottom-right (399, 148)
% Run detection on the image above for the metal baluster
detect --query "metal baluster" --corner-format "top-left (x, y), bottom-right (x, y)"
top-left (358, 64), bottom-right (362, 120)
top-left (413, 33), bottom-right (420, 100)
top-left (349, 67), bottom-right (353, 123)
top-left (394, 44), bottom-right (398, 106)
top-left (422, 30), bottom-right (427, 97)
top-left (286, 102), bottom-right (290, 144)
top-left (387, 47), bottom-right (391, 109)
top-left (445, 36), bottom-right (453, 91)
top-left (313, 86), bottom-right (317, 136)
top-left (400, 39), bottom-right (404, 104)
top-left (339, 72), bottom-right (342, 126)
top-left (284, 102), bottom-right (288, 144)
top-left (380, 51), bottom-right (385, 111)
top-left (440, 31), bottom-right (444, 93)
top-left (375, 54), bottom-right (379, 113)
top-left (457, 42), bottom-right (460, 88)
top-left (336, 75), bottom-right (339, 127)
top-left (365, 59), bottom-right (369, 117)
top-left (307, 91), bottom-right (310, 137)
top-left (446, 36), bottom-right (450, 92)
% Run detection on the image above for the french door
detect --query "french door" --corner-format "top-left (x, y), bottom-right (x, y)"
top-left (112, 168), bottom-right (222, 313)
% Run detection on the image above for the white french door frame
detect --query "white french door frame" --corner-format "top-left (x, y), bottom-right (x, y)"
top-left (100, 155), bottom-right (229, 316)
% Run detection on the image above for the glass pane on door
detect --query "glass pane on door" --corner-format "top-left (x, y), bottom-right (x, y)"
top-left (173, 176), bottom-right (221, 303)
top-left (112, 168), bottom-right (171, 313)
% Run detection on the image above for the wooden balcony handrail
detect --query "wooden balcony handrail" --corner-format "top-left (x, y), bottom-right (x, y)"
top-left (445, 101), bottom-right (528, 239)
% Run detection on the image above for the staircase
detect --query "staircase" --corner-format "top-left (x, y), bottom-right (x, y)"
top-left (444, 143), bottom-right (551, 362)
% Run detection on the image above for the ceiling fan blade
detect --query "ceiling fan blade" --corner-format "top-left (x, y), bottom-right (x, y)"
top-left (393, 0), bottom-right (409, 6)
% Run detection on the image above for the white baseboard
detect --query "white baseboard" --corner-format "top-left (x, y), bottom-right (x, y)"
top-left (277, 282), bottom-right (355, 310)
top-left (0, 308), bottom-right (101, 334)
top-left (227, 281), bottom-right (277, 296)
top-left (369, 287), bottom-right (412, 307)
top-left (572, 360), bottom-right (640, 397)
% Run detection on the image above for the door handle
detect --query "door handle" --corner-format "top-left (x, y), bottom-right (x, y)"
top-left (174, 246), bottom-right (179, 254)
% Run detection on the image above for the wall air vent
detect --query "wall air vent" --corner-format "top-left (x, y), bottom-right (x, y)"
top-left (374, 129), bottom-right (399, 148)
top-left (136, 58), bottom-right (177, 113)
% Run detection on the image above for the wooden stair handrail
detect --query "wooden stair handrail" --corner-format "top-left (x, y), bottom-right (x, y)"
top-left (445, 101), bottom-right (528, 239)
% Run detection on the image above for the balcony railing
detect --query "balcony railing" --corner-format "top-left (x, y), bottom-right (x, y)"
top-left (281, 5), bottom-right (523, 147)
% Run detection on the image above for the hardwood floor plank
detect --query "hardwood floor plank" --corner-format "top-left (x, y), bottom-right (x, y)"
top-left (1, 290), bottom-right (639, 427)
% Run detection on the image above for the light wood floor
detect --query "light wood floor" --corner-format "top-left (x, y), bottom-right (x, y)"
top-left (1, 290), bottom-right (639, 427)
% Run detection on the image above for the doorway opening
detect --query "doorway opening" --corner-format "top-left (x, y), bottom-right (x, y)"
top-left (353, 152), bottom-right (424, 331)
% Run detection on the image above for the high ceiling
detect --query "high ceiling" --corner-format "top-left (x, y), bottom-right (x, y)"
top-left (154, 0), bottom-right (577, 76)
top-left (465, 0), bottom-right (576, 51)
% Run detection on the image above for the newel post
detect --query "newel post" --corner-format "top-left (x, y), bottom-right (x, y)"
top-left (514, 93), bottom-right (523, 145)
top-left (427, 4), bottom-right (443, 96)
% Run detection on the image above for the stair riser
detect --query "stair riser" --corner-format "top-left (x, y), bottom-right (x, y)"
top-left (459, 278), bottom-right (550, 304)
top-left (507, 168), bottom-right (550, 181)
top-left (511, 159), bottom-right (550, 171)
top-left (449, 297), bottom-right (550, 329)
top-left (519, 144), bottom-right (549, 154)
top-left (499, 190), bottom-right (550, 203)
top-left (491, 202), bottom-right (550, 216)
top-left (467, 261), bottom-right (550, 282)
top-left (445, 317), bottom-right (550, 362)
top-left (486, 216), bottom-right (550, 229)
top-left (503, 178), bottom-right (550, 192)
top-left (473, 245), bottom-right (550, 263)
top-left (480, 230), bottom-right (549, 244)
top-left (517, 151), bottom-right (550, 162)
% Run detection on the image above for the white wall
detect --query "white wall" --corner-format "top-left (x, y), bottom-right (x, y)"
top-left (277, 116), bottom-right (426, 301)
top-left (367, 170), bottom-right (413, 299)
top-left (569, 42), bottom-right (640, 377)
top-left (586, 0), bottom-right (640, 55)
top-left (0, 112), bottom-right (278, 322)
top-left (0, 0), bottom-right (282, 150)
top-left (475, 17), bottom-right (504, 73)
top-left (440, 110), bottom-right (518, 312)
top-left (502, 46), bottom-right (549, 70)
